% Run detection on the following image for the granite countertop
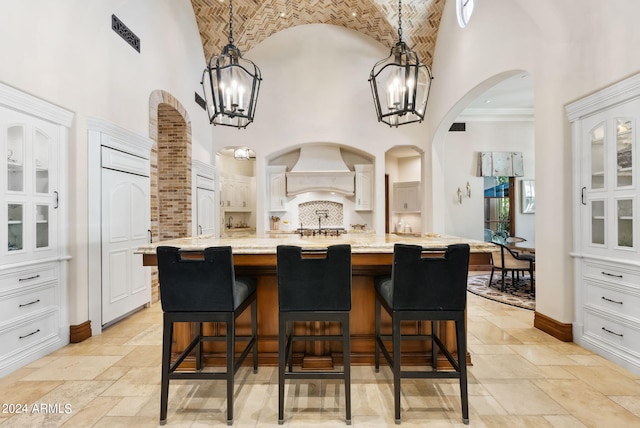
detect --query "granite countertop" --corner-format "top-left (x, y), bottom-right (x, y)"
top-left (136, 233), bottom-right (495, 255)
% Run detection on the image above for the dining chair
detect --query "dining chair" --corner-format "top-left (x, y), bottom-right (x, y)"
top-left (489, 242), bottom-right (535, 292)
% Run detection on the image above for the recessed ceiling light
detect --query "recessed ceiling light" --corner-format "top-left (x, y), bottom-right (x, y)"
top-left (484, 99), bottom-right (492, 104)
top-left (352, 12), bottom-right (357, 17)
top-left (280, 12), bottom-right (286, 17)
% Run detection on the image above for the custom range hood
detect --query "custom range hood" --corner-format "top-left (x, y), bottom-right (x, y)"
top-left (286, 146), bottom-right (355, 196)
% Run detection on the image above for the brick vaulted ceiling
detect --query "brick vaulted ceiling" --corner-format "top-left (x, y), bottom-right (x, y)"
top-left (191, 0), bottom-right (446, 67)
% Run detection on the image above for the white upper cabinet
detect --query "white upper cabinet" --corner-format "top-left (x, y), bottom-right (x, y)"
top-left (393, 181), bottom-right (420, 212)
top-left (3, 108), bottom-right (60, 262)
top-left (354, 164), bottom-right (373, 211)
top-left (268, 165), bottom-right (287, 212)
top-left (576, 102), bottom-right (636, 256)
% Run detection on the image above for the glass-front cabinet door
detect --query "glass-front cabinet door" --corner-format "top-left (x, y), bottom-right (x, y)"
top-left (2, 109), bottom-right (57, 261)
top-left (590, 122), bottom-right (605, 190)
top-left (590, 199), bottom-right (605, 246)
top-left (616, 119), bottom-right (633, 188)
top-left (7, 203), bottom-right (23, 251)
top-left (583, 106), bottom-right (636, 255)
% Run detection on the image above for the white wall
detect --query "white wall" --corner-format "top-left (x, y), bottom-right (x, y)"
top-left (428, 0), bottom-right (640, 324)
top-left (0, 0), bottom-right (213, 328)
top-left (444, 121), bottom-right (535, 242)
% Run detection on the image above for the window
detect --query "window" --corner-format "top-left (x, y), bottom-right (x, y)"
top-left (483, 176), bottom-right (514, 241)
top-left (456, 0), bottom-right (475, 28)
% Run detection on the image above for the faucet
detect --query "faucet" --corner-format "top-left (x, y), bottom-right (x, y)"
top-left (227, 215), bottom-right (233, 229)
top-left (316, 210), bottom-right (329, 234)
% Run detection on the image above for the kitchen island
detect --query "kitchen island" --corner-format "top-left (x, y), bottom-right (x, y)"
top-left (137, 234), bottom-right (494, 368)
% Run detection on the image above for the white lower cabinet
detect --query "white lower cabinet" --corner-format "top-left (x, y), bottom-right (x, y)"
top-left (0, 262), bottom-right (64, 375)
top-left (580, 260), bottom-right (640, 367)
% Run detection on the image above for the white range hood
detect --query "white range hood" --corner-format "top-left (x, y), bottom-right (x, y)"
top-left (286, 146), bottom-right (355, 196)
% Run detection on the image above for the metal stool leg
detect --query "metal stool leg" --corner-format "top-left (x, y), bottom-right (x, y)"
top-left (278, 315), bottom-right (286, 425)
top-left (343, 315), bottom-right (351, 425)
top-left (226, 317), bottom-right (234, 425)
top-left (456, 318), bottom-right (469, 425)
top-left (159, 315), bottom-right (173, 425)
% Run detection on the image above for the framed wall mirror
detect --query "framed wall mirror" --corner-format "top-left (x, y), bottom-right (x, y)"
top-left (521, 180), bottom-right (535, 214)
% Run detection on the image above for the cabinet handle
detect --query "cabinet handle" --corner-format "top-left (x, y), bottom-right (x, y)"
top-left (54, 191), bottom-right (59, 209)
top-left (19, 329), bottom-right (41, 339)
top-left (148, 229), bottom-right (152, 243)
top-left (19, 274), bottom-right (40, 282)
top-left (601, 271), bottom-right (623, 278)
top-left (601, 327), bottom-right (623, 337)
top-left (601, 296), bottom-right (623, 305)
top-left (19, 299), bottom-right (41, 308)
top-left (581, 187), bottom-right (586, 205)
top-left (198, 225), bottom-right (203, 235)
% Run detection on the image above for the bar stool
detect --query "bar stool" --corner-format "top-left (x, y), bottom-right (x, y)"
top-left (156, 246), bottom-right (258, 426)
top-left (276, 244), bottom-right (352, 425)
top-left (374, 243), bottom-right (470, 424)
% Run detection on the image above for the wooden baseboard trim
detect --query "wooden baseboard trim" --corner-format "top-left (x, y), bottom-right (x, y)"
top-left (69, 320), bottom-right (92, 343)
top-left (534, 312), bottom-right (573, 342)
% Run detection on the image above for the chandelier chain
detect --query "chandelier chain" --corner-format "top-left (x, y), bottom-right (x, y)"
top-left (397, 0), bottom-right (403, 42)
top-left (228, 0), bottom-right (234, 45)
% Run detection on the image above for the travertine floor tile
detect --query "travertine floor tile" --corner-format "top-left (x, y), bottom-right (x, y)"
top-left (481, 380), bottom-right (567, 415)
top-left (534, 378), bottom-right (640, 427)
top-left (0, 291), bottom-right (639, 427)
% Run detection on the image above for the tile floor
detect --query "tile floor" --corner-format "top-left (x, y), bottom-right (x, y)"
top-left (1, 289), bottom-right (640, 427)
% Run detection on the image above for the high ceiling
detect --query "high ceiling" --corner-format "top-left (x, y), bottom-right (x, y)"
top-left (190, 0), bottom-right (446, 67)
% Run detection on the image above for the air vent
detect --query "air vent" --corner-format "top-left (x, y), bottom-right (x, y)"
top-left (195, 92), bottom-right (206, 111)
top-left (449, 122), bottom-right (466, 132)
top-left (112, 14), bottom-right (140, 53)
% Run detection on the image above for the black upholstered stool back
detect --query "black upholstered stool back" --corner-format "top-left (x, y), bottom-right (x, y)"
top-left (390, 243), bottom-right (470, 311)
top-left (157, 246), bottom-right (240, 312)
top-left (276, 244), bottom-right (352, 312)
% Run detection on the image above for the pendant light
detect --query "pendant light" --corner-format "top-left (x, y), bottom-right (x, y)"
top-left (369, 0), bottom-right (433, 127)
top-left (201, 0), bottom-right (262, 129)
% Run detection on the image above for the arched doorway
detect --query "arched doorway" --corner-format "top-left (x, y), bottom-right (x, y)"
top-left (385, 146), bottom-right (423, 235)
top-left (149, 90), bottom-right (192, 301)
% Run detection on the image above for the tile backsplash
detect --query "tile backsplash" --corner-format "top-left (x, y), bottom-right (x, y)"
top-left (298, 201), bottom-right (344, 227)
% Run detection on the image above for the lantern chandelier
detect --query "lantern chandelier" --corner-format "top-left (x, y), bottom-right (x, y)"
top-left (201, 0), bottom-right (262, 129)
top-left (369, 0), bottom-right (433, 127)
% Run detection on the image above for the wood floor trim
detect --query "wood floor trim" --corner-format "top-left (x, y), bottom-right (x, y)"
top-left (69, 320), bottom-right (92, 343)
top-left (534, 311), bottom-right (573, 342)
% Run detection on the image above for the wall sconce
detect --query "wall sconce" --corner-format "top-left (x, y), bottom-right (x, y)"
top-left (457, 182), bottom-right (471, 204)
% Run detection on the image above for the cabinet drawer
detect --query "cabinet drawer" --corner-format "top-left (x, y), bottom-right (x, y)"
top-left (584, 310), bottom-right (640, 355)
top-left (585, 280), bottom-right (640, 321)
top-left (0, 284), bottom-right (56, 326)
top-left (0, 311), bottom-right (59, 360)
top-left (0, 264), bottom-right (58, 293)
top-left (583, 261), bottom-right (640, 288)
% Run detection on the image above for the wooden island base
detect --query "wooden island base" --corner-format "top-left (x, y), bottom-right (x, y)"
top-left (143, 250), bottom-right (490, 369)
